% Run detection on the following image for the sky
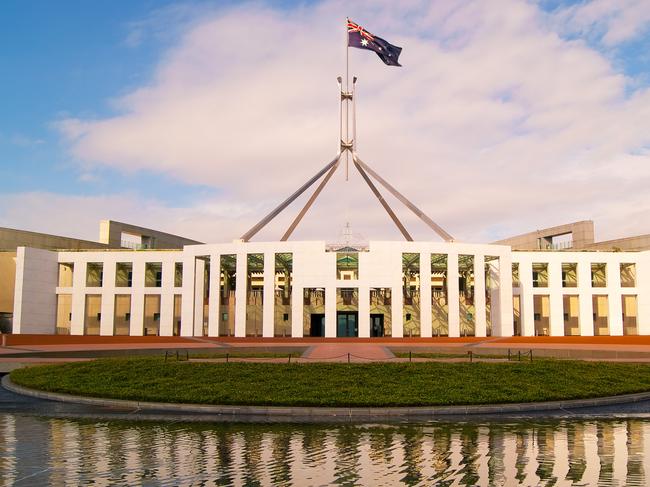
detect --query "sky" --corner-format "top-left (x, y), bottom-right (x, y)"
top-left (2, 0), bottom-right (650, 245)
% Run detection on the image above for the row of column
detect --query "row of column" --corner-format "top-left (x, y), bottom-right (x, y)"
top-left (179, 252), bottom-right (513, 338)
top-left (516, 260), bottom-right (634, 336)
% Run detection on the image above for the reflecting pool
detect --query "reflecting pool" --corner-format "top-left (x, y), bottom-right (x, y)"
top-left (1, 415), bottom-right (650, 486)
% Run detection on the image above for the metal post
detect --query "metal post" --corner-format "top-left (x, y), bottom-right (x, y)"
top-left (352, 77), bottom-right (357, 152)
top-left (240, 154), bottom-right (341, 241)
top-left (409, 350), bottom-right (412, 362)
top-left (345, 17), bottom-right (349, 181)
top-left (347, 352), bottom-right (350, 364)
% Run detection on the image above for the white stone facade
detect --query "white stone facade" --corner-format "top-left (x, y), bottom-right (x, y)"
top-left (11, 241), bottom-right (650, 337)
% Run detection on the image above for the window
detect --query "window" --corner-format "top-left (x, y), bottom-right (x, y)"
top-left (561, 263), bottom-right (578, 288)
top-left (337, 252), bottom-right (359, 280)
top-left (512, 263), bottom-right (520, 287)
top-left (116, 262), bottom-right (132, 287)
top-left (532, 263), bottom-right (548, 288)
top-left (591, 263), bottom-right (607, 287)
top-left (145, 262), bottom-right (163, 287)
top-left (86, 263), bottom-right (103, 287)
top-left (175, 263), bottom-right (183, 287)
top-left (620, 263), bottom-right (636, 288)
top-left (58, 263), bottom-right (74, 287)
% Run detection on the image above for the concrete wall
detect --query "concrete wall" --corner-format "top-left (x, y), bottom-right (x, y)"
top-left (494, 221), bottom-right (595, 250)
top-left (99, 220), bottom-right (202, 249)
top-left (0, 227), bottom-right (106, 251)
top-left (13, 247), bottom-right (59, 334)
top-left (586, 235), bottom-right (650, 251)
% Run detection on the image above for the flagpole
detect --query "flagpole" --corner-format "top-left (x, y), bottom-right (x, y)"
top-left (345, 17), bottom-right (349, 181)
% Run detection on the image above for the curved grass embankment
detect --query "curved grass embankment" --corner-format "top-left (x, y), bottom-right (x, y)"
top-left (10, 358), bottom-right (650, 407)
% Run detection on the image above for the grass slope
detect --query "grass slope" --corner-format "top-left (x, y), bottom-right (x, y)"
top-left (10, 358), bottom-right (650, 407)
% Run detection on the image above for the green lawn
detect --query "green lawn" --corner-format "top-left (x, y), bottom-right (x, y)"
top-left (10, 358), bottom-right (650, 407)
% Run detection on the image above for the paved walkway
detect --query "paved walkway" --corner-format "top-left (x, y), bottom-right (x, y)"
top-left (3, 334), bottom-right (650, 364)
top-left (302, 343), bottom-right (395, 362)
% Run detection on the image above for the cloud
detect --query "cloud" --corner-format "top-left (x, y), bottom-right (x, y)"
top-left (50, 0), bottom-right (650, 243)
top-left (552, 0), bottom-right (650, 46)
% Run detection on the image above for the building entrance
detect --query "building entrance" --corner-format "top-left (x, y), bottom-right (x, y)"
top-left (310, 314), bottom-right (325, 337)
top-left (337, 311), bottom-right (358, 337)
top-left (370, 314), bottom-right (384, 337)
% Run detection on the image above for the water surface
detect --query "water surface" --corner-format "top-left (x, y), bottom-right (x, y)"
top-left (1, 414), bottom-right (649, 486)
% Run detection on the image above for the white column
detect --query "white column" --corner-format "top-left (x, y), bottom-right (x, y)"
top-left (159, 260), bottom-right (175, 336)
top-left (291, 284), bottom-right (303, 337)
top-left (420, 253), bottom-right (432, 338)
top-left (100, 293), bottom-right (114, 336)
top-left (392, 285), bottom-right (404, 338)
top-left (637, 252), bottom-right (650, 335)
top-left (447, 253), bottom-right (460, 338)
top-left (519, 260), bottom-right (535, 336)
top-left (179, 256), bottom-right (195, 336)
top-left (234, 253), bottom-right (247, 337)
top-left (130, 260), bottom-right (145, 336)
top-left (496, 254), bottom-right (514, 337)
top-left (99, 261), bottom-right (115, 336)
top-left (609, 292), bottom-right (623, 336)
top-left (578, 261), bottom-right (594, 336)
top-left (474, 254), bottom-right (486, 337)
top-left (358, 286), bottom-right (370, 337)
top-left (193, 258), bottom-right (205, 336)
top-left (70, 260), bottom-right (86, 335)
top-left (207, 254), bottom-right (220, 337)
top-left (548, 260), bottom-right (564, 336)
top-left (262, 251), bottom-right (275, 338)
top-left (325, 286), bottom-right (336, 337)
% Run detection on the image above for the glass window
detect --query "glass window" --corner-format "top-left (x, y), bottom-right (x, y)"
top-left (145, 262), bottom-right (163, 287)
top-left (58, 263), bottom-right (74, 287)
top-left (620, 263), bottom-right (636, 288)
top-left (86, 263), bottom-right (103, 287)
top-left (174, 262), bottom-right (183, 287)
top-left (115, 262), bottom-right (132, 287)
top-left (591, 263), bottom-right (607, 287)
top-left (337, 252), bottom-right (359, 280)
top-left (561, 263), bottom-right (578, 288)
top-left (511, 263), bottom-right (519, 287)
top-left (532, 263), bottom-right (548, 288)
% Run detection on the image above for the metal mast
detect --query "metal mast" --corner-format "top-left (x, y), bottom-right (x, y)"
top-left (239, 19), bottom-right (454, 243)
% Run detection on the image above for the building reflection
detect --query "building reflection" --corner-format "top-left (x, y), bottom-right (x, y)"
top-left (1, 415), bottom-right (650, 485)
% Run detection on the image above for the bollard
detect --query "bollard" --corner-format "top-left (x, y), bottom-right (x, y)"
top-left (409, 351), bottom-right (412, 363)
top-left (288, 354), bottom-right (291, 364)
top-left (508, 349), bottom-right (511, 361)
top-left (226, 353), bottom-right (229, 363)
top-left (186, 350), bottom-right (189, 361)
top-left (530, 349), bottom-right (533, 362)
top-left (518, 351), bottom-right (521, 362)
top-left (176, 350), bottom-right (179, 361)
top-left (468, 351), bottom-right (473, 363)
top-left (164, 351), bottom-right (168, 362)
top-left (347, 352), bottom-right (351, 364)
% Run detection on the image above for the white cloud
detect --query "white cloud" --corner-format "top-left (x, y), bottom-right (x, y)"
top-left (552, 0), bottom-right (650, 46)
top-left (48, 0), bottom-right (650, 243)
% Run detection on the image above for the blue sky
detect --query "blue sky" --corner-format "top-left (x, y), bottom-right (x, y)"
top-left (2, 1), bottom-right (650, 243)
top-left (0, 0), bottom-right (212, 205)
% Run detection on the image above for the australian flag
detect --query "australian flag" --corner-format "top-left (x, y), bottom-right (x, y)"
top-left (347, 19), bottom-right (402, 67)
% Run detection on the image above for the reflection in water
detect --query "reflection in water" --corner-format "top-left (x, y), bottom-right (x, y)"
top-left (1, 415), bottom-right (650, 485)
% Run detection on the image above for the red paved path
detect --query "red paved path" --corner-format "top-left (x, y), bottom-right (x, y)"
top-left (3, 334), bottom-right (650, 361)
